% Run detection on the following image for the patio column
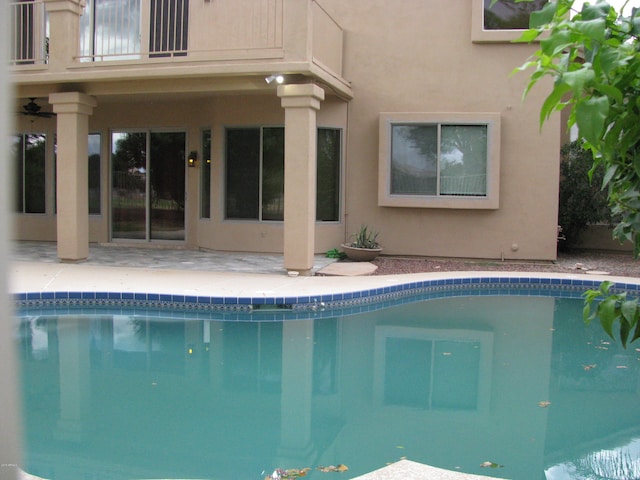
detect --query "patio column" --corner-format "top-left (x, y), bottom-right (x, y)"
top-left (277, 84), bottom-right (325, 275)
top-left (49, 92), bottom-right (97, 262)
top-left (43, 0), bottom-right (84, 70)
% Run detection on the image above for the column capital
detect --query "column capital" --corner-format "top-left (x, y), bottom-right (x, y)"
top-left (49, 92), bottom-right (97, 115)
top-left (277, 84), bottom-right (325, 110)
top-left (43, 0), bottom-right (85, 15)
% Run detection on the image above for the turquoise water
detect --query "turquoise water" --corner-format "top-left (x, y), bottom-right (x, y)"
top-left (16, 295), bottom-right (640, 480)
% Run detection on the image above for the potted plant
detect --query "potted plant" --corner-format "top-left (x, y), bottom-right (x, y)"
top-left (341, 224), bottom-right (383, 261)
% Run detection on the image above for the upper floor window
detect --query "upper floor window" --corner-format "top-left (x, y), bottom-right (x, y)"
top-left (80, 0), bottom-right (141, 61)
top-left (472, 0), bottom-right (547, 43)
top-left (80, 0), bottom-right (189, 61)
top-left (379, 113), bottom-right (500, 209)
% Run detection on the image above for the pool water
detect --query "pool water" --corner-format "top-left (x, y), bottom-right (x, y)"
top-left (15, 295), bottom-right (640, 480)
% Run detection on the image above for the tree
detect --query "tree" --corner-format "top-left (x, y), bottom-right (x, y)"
top-left (504, 0), bottom-right (640, 346)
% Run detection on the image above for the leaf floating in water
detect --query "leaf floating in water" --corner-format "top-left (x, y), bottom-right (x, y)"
top-left (538, 401), bottom-right (551, 408)
top-left (582, 364), bottom-right (597, 371)
top-left (317, 464), bottom-right (349, 473)
top-left (266, 468), bottom-right (311, 479)
top-left (480, 461), bottom-right (503, 468)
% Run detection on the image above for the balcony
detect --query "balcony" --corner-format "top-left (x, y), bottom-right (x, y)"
top-left (10, 0), bottom-right (351, 99)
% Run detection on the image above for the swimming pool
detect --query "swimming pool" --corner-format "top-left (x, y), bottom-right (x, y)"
top-left (14, 277), bottom-right (640, 480)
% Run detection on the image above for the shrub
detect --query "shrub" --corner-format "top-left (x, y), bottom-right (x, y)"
top-left (558, 141), bottom-right (612, 250)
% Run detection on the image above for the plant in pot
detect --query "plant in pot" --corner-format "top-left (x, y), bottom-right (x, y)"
top-left (341, 224), bottom-right (383, 261)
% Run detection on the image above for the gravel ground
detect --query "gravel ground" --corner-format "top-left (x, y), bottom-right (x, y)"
top-left (370, 250), bottom-right (640, 278)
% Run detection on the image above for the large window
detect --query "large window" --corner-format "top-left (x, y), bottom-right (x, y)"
top-left (225, 127), bottom-right (341, 222)
top-left (13, 133), bottom-right (46, 214)
top-left (379, 113), bottom-right (500, 209)
top-left (472, 0), bottom-right (547, 42)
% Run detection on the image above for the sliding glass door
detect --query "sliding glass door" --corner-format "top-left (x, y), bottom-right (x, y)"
top-left (111, 130), bottom-right (186, 241)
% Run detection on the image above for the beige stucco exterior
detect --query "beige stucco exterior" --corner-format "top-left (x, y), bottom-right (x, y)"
top-left (11, 0), bottom-right (562, 268)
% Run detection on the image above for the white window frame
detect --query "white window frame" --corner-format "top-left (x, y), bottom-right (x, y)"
top-left (378, 113), bottom-right (501, 210)
top-left (471, 0), bottom-right (547, 43)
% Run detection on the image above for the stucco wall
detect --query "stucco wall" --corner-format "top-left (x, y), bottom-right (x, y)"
top-left (321, 0), bottom-right (561, 260)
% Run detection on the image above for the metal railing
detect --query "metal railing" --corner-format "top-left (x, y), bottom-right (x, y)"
top-left (9, 1), bottom-right (48, 65)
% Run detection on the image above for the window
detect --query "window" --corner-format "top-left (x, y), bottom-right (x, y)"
top-left (225, 127), bottom-right (341, 221)
top-left (316, 128), bottom-right (341, 222)
top-left (53, 134), bottom-right (101, 215)
top-left (13, 133), bottom-right (46, 214)
top-left (80, 0), bottom-right (142, 61)
top-left (379, 113), bottom-right (500, 209)
top-left (472, 0), bottom-right (547, 43)
top-left (88, 134), bottom-right (102, 215)
top-left (200, 129), bottom-right (212, 219)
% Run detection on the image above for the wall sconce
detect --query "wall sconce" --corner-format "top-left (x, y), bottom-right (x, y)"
top-left (265, 74), bottom-right (284, 84)
top-left (188, 151), bottom-right (198, 167)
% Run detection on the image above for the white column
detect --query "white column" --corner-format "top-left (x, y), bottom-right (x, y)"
top-left (49, 92), bottom-right (97, 262)
top-left (277, 84), bottom-right (325, 275)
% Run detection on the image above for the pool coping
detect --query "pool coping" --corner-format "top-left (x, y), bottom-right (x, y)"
top-left (13, 260), bottom-right (640, 320)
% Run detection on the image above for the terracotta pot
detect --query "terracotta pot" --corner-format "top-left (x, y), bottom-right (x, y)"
top-left (341, 244), bottom-right (383, 262)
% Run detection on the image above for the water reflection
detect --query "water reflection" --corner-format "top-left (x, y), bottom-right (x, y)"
top-left (16, 296), bottom-right (640, 480)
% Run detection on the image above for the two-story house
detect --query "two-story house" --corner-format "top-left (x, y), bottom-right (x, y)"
top-left (10, 0), bottom-right (560, 274)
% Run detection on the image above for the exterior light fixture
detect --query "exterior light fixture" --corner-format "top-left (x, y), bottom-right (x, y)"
top-left (265, 74), bottom-right (284, 84)
top-left (187, 345), bottom-right (194, 355)
top-left (188, 151), bottom-right (198, 167)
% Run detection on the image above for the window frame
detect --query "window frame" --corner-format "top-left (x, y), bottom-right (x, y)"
top-left (223, 126), bottom-right (342, 223)
top-left (14, 132), bottom-right (47, 214)
top-left (471, 0), bottom-right (547, 43)
top-left (378, 112), bottom-right (500, 210)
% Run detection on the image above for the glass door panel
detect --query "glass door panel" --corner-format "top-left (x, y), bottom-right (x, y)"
top-left (111, 132), bottom-right (147, 239)
top-left (150, 132), bottom-right (185, 241)
top-left (111, 131), bottom-right (186, 242)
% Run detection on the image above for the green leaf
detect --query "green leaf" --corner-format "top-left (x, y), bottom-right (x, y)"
top-left (540, 83), bottom-right (571, 126)
top-left (575, 96), bottom-right (609, 145)
top-left (561, 68), bottom-right (596, 94)
top-left (573, 18), bottom-right (607, 43)
top-left (620, 300), bottom-right (638, 323)
top-left (597, 296), bottom-right (618, 339)
top-left (530, 1), bottom-right (558, 28)
top-left (620, 318), bottom-right (631, 347)
top-left (540, 30), bottom-right (575, 56)
top-left (581, 2), bottom-right (612, 21)
top-left (515, 28), bottom-right (544, 43)
top-left (595, 83), bottom-right (623, 105)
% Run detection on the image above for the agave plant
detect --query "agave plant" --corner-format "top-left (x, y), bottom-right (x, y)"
top-left (349, 224), bottom-right (380, 249)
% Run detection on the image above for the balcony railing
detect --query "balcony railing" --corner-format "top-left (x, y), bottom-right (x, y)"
top-left (10, 0), bottom-right (346, 94)
top-left (10, 0), bottom-right (48, 66)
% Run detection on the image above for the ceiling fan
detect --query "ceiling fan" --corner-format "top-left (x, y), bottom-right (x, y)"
top-left (20, 98), bottom-right (56, 118)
